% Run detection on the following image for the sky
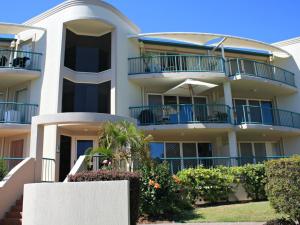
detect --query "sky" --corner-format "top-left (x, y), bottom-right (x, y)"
top-left (0, 0), bottom-right (299, 43)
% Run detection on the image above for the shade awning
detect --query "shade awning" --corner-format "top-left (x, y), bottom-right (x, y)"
top-left (0, 22), bottom-right (45, 35)
top-left (129, 32), bottom-right (291, 58)
top-left (164, 79), bottom-right (218, 96)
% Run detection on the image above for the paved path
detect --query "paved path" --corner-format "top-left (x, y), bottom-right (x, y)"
top-left (140, 223), bottom-right (265, 225)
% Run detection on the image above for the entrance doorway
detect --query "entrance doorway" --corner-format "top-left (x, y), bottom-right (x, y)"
top-left (9, 139), bottom-right (24, 170)
top-left (59, 135), bottom-right (71, 182)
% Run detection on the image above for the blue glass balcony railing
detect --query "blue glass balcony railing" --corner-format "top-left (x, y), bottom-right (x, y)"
top-left (0, 49), bottom-right (42, 71)
top-left (234, 105), bottom-right (300, 129)
top-left (0, 102), bottom-right (38, 124)
top-left (129, 104), bottom-right (231, 126)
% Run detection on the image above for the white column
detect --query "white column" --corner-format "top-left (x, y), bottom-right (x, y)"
top-left (228, 130), bottom-right (238, 166)
top-left (223, 81), bottom-right (234, 123)
top-left (30, 123), bottom-right (44, 182)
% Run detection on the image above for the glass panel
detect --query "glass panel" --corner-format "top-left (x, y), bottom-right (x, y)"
top-left (198, 143), bottom-right (212, 168)
top-left (182, 143), bottom-right (197, 168)
top-left (179, 97), bottom-right (193, 123)
top-left (254, 143), bottom-right (267, 163)
top-left (240, 143), bottom-right (254, 165)
top-left (148, 95), bottom-right (162, 105)
top-left (234, 99), bottom-right (247, 124)
top-left (149, 142), bottom-right (164, 162)
top-left (64, 29), bottom-right (111, 72)
top-left (249, 100), bottom-right (262, 123)
top-left (15, 89), bottom-right (28, 103)
top-left (164, 96), bottom-right (178, 124)
top-left (165, 143), bottom-right (181, 173)
top-left (243, 60), bottom-right (255, 75)
top-left (62, 79), bottom-right (111, 113)
top-left (271, 143), bottom-right (281, 156)
top-left (77, 140), bottom-right (93, 159)
top-left (261, 101), bottom-right (273, 125)
top-left (194, 97), bottom-right (207, 121)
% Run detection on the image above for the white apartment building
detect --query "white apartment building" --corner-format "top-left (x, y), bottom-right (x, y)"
top-left (0, 0), bottom-right (300, 214)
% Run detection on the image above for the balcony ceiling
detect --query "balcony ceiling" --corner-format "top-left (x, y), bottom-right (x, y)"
top-left (0, 22), bottom-right (45, 35)
top-left (129, 32), bottom-right (291, 58)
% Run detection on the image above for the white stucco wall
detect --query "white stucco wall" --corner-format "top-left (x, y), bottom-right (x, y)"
top-left (23, 181), bottom-right (130, 225)
top-left (273, 39), bottom-right (300, 155)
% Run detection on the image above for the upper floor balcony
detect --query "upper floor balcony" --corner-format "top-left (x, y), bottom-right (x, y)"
top-left (234, 105), bottom-right (300, 130)
top-left (0, 102), bottom-right (38, 125)
top-left (128, 55), bottom-right (296, 92)
top-left (130, 103), bottom-right (300, 132)
top-left (0, 49), bottom-right (42, 86)
top-left (128, 55), bottom-right (225, 75)
top-left (228, 58), bottom-right (295, 87)
top-left (129, 104), bottom-right (231, 126)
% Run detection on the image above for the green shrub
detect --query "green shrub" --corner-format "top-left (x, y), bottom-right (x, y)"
top-left (139, 162), bottom-right (190, 218)
top-left (239, 164), bottom-right (267, 201)
top-left (0, 158), bottom-right (7, 181)
top-left (68, 170), bottom-right (141, 225)
top-left (264, 218), bottom-right (296, 225)
top-left (265, 156), bottom-right (300, 224)
top-left (177, 166), bottom-right (235, 203)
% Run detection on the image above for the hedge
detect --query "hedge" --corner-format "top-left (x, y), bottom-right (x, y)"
top-left (68, 170), bottom-right (141, 225)
top-left (0, 158), bottom-right (7, 181)
top-left (265, 156), bottom-right (300, 224)
top-left (177, 167), bottom-right (235, 203)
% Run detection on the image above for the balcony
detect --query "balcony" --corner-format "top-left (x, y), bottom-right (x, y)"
top-left (234, 105), bottom-right (300, 129)
top-left (128, 55), bottom-right (225, 75)
top-left (0, 49), bottom-right (42, 71)
top-left (0, 102), bottom-right (38, 124)
top-left (0, 49), bottom-right (42, 87)
top-left (228, 58), bottom-right (295, 87)
top-left (129, 104), bottom-right (231, 126)
top-left (159, 156), bottom-right (286, 173)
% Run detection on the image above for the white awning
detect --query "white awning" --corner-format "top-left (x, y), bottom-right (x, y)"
top-left (164, 79), bottom-right (218, 96)
top-left (129, 32), bottom-right (291, 58)
top-left (0, 22), bottom-right (45, 35)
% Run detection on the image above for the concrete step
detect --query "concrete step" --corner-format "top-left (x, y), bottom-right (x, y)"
top-left (0, 218), bottom-right (22, 225)
top-left (5, 211), bottom-right (22, 219)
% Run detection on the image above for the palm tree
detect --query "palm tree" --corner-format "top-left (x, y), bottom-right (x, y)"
top-left (88, 121), bottom-right (152, 171)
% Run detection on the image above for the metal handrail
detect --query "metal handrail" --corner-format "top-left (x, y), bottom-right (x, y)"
top-left (0, 102), bottom-right (38, 124)
top-left (228, 58), bottom-right (295, 87)
top-left (0, 48), bottom-right (42, 71)
top-left (42, 158), bottom-right (55, 182)
top-left (234, 105), bottom-right (300, 129)
top-left (128, 55), bottom-right (225, 75)
top-left (130, 103), bottom-right (231, 125)
top-left (159, 156), bottom-right (287, 173)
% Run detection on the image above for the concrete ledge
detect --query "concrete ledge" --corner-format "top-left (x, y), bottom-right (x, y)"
top-left (23, 181), bottom-right (130, 225)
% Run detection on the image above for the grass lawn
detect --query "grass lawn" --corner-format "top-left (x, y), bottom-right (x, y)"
top-left (177, 201), bottom-right (284, 223)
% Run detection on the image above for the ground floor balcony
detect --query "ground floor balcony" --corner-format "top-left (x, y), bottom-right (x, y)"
top-left (130, 104), bottom-right (231, 126)
top-left (160, 156), bottom-right (285, 174)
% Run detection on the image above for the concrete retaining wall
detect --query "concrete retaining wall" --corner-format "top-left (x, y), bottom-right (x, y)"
top-left (23, 181), bottom-right (130, 225)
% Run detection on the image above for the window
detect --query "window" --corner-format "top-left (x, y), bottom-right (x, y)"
top-left (64, 29), bottom-right (111, 72)
top-left (149, 142), bottom-right (164, 161)
top-left (62, 79), bottom-right (110, 113)
top-left (233, 99), bottom-right (273, 124)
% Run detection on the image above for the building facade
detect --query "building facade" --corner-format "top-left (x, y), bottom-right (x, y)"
top-left (0, 0), bottom-right (300, 182)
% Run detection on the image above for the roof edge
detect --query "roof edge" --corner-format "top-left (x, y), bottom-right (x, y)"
top-left (273, 36), bottom-right (300, 47)
top-left (23, 0), bottom-right (140, 33)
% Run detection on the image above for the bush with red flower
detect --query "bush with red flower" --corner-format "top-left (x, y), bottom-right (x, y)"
top-left (139, 162), bottom-right (191, 218)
